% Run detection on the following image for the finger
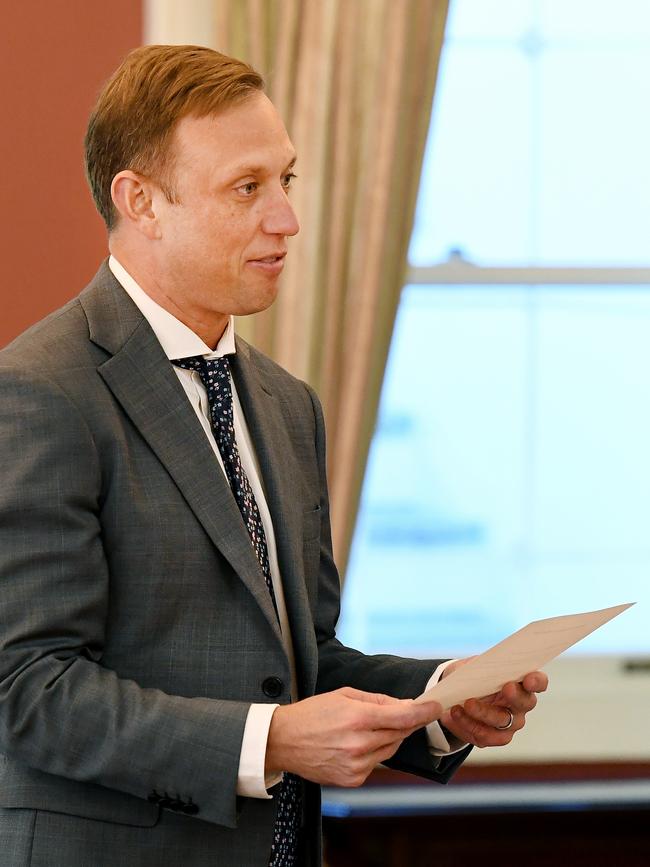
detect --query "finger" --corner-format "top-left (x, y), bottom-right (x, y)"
top-left (337, 687), bottom-right (403, 705)
top-left (353, 689), bottom-right (443, 718)
top-left (366, 736), bottom-right (407, 767)
top-left (360, 698), bottom-right (442, 731)
top-left (521, 670), bottom-right (549, 693)
top-left (463, 698), bottom-right (524, 731)
top-left (354, 724), bottom-right (424, 756)
top-left (496, 681), bottom-right (537, 713)
top-left (337, 687), bottom-right (441, 729)
top-left (446, 705), bottom-right (517, 748)
top-left (338, 687), bottom-right (440, 716)
top-left (340, 736), bottom-right (407, 787)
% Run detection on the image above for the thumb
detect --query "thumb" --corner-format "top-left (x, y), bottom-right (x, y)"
top-left (337, 686), bottom-right (404, 705)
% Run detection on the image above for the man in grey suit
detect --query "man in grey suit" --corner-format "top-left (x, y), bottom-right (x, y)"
top-left (0, 45), bottom-right (546, 865)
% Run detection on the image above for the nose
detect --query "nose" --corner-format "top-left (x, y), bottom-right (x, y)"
top-left (262, 189), bottom-right (300, 237)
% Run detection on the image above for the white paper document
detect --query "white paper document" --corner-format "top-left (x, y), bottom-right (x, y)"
top-left (414, 602), bottom-right (635, 710)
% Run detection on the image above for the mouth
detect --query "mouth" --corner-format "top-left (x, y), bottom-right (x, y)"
top-left (247, 252), bottom-right (287, 274)
top-left (249, 252), bottom-right (287, 265)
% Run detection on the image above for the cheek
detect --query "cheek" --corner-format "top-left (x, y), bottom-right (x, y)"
top-left (169, 203), bottom-right (256, 272)
top-left (205, 207), bottom-right (241, 241)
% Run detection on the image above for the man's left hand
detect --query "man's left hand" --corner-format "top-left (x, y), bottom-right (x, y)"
top-left (439, 665), bottom-right (549, 748)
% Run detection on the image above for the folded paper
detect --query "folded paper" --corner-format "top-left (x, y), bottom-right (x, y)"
top-left (415, 602), bottom-right (635, 710)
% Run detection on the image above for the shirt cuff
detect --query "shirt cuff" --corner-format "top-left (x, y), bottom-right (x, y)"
top-left (236, 703), bottom-right (283, 798)
top-left (424, 660), bottom-right (467, 755)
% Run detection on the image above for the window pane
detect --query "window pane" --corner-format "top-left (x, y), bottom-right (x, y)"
top-left (410, 0), bottom-right (650, 265)
top-left (540, 0), bottom-right (650, 39)
top-left (338, 286), bottom-right (650, 657)
top-left (410, 45), bottom-right (533, 265)
top-left (446, 0), bottom-right (533, 39)
top-left (527, 287), bottom-right (650, 652)
top-left (539, 48), bottom-right (650, 264)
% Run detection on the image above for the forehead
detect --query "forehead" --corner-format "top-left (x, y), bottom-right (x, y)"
top-left (170, 92), bottom-right (296, 178)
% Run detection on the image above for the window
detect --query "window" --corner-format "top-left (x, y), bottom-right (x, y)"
top-left (338, 0), bottom-right (650, 760)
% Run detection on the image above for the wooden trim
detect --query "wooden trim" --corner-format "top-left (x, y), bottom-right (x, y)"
top-left (367, 761), bottom-right (650, 787)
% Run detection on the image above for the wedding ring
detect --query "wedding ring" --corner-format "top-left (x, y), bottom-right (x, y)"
top-left (495, 709), bottom-right (514, 731)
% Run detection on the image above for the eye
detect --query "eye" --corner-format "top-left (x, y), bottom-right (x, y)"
top-left (237, 181), bottom-right (258, 196)
top-left (282, 172), bottom-right (297, 191)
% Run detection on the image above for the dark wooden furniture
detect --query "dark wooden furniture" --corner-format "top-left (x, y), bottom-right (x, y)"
top-left (322, 763), bottom-right (650, 867)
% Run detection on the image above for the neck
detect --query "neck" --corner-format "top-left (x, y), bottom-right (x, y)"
top-left (109, 242), bottom-right (229, 350)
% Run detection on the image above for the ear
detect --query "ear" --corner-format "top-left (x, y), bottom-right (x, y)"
top-left (111, 170), bottom-right (162, 240)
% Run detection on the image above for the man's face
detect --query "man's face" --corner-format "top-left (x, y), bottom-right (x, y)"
top-left (152, 92), bottom-right (299, 332)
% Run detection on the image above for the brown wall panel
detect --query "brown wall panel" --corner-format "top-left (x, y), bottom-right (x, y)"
top-left (0, 1), bottom-right (142, 347)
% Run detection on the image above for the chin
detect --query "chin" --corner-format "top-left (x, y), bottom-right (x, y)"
top-left (242, 286), bottom-right (280, 316)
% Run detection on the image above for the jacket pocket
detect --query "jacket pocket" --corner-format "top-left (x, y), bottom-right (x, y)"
top-left (302, 505), bottom-right (321, 542)
top-left (0, 759), bottom-right (159, 829)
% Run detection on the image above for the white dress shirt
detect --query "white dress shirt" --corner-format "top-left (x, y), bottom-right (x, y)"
top-left (108, 256), bottom-right (462, 799)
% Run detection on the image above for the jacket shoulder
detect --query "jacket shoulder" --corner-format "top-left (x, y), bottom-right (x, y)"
top-left (0, 261), bottom-right (134, 374)
top-left (0, 297), bottom-right (98, 371)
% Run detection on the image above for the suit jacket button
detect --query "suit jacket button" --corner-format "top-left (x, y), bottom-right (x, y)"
top-left (262, 676), bottom-right (284, 698)
top-left (158, 794), bottom-right (173, 809)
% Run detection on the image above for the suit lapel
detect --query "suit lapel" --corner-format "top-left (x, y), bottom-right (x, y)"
top-left (79, 264), bottom-right (283, 648)
top-left (231, 343), bottom-right (318, 693)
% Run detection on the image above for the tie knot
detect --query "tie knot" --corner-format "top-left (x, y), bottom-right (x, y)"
top-left (171, 354), bottom-right (231, 388)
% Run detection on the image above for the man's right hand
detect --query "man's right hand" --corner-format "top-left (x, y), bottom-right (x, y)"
top-left (265, 687), bottom-right (442, 787)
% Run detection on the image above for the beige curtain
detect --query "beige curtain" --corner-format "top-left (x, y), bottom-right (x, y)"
top-left (146, 0), bottom-right (449, 576)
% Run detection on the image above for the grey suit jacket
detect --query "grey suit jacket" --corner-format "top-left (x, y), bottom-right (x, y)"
top-left (0, 263), bottom-right (468, 866)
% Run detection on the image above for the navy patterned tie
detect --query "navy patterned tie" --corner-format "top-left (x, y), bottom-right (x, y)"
top-left (171, 354), bottom-right (301, 866)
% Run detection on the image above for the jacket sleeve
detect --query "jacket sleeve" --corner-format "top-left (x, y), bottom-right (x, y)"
top-left (0, 365), bottom-right (249, 828)
top-left (304, 383), bottom-right (472, 783)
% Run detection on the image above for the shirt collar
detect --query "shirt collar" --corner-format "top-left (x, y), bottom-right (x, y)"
top-left (108, 255), bottom-right (236, 360)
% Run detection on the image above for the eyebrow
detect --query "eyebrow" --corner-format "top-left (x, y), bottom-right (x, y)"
top-left (229, 156), bottom-right (297, 177)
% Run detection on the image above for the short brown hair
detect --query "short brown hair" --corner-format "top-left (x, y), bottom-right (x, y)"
top-left (84, 44), bottom-right (264, 231)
